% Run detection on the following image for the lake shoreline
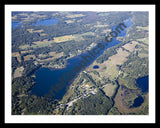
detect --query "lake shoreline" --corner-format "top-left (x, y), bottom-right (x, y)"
top-left (31, 17), bottom-right (133, 100)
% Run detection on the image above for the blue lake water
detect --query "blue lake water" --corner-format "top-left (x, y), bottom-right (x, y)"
top-left (131, 96), bottom-right (144, 108)
top-left (34, 19), bottom-right (58, 26)
top-left (12, 19), bottom-right (58, 28)
top-left (31, 18), bottom-right (133, 100)
top-left (12, 22), bottom-right (22, 28)
top-left (136, 75), bottom-right (149, 93)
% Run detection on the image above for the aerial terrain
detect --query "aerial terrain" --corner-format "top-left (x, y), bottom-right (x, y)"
top-left (12, 11), bottom-right (149, 115)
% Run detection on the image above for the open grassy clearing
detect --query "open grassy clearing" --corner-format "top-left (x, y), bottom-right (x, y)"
top-left (37, 52), bottom-right (63, 62)
top-left (19, 45), bottom-right (30, 50)
top-left (122, 41), bottom-right (139, 52)
top-left (12, 52), bottom-right (21, 63)
top-left (12, 13), bottom-right (47, 22)
top-left (138, 52), bottom-right (148, 58)
top-left (53, 35), bottom-right (75, 43)
top-left (21, 50), bottom-right (63, 63)
top-left (108, 48), bottom-right (130, 65)
top-left (13, 66), bottom-right (24, 78)
top-left (94, 24), bottom-right (109, 28)
top-left (101, 29), bottom-right (111, 34)
top-left (21, 50), bottom-right (33, 54)
top-left (66, 14), bottom-right (85, 18)
top-left (12, 52), bottom-right (20, 57)
top-left (65, 19), bottom-right (76, 24)
top-left (32, 39), bottom-right (55, 45)
top-left (102, 83), bottom-right (118, 97)
top-left (27, 29), bottom-right (44, 34)
top-left (27, 29), bottom-right (34, 33)
top-left (97, 12), bottom-right (110, 17)
top-left (137, 37), bottom-right (148, 44)
top-left (80, 32), bottom-right (95, 36)
top-left (135, 38), bottom-right (148, 58)
top-left (136, 26), bottom-right (149, 31)
top-left (23, 55), bottom-right (36, 61)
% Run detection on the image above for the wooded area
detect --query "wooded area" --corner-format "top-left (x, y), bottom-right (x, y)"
top-left (12, 11), bottom-right (148, 115)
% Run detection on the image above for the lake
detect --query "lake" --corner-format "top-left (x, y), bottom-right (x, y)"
top-left (12, 18), bottom-right (58, 28)
top-left (31, 18), bottom-right (133, 100)
top-left (34, 19), bottom-right (58, 26)
top-left (12, 21), bottom-right (22, 28)
top-left (136, 75), bottom-right (149, 93)
top-left (131, 96), bottom-right (144, 108)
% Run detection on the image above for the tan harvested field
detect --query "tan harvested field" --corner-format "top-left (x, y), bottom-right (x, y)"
top-left (122, 41), bottom-right (139, 52)
top-left (103, 48), bottom-right (130, 79)
top-left (12, 52), bottom-right (20, 57)
top-left (53, 35), bottom-right (75, 43)
top-left (66, 14), bottom-right (85, 18)
top-left (137, 37), bottom-right (148, 44)
top-left (27, 29), bottom-right (46, 36)
top-left (23, 55), bottom-right (36, 61)
top-left (108, 48), bottom-right (130, 65)
top-left (102, 29), bottom-right (111, 34)
top-left (65, 19), bottom-right (75, 24)
top-left (136, 26), bottom-right (149, 31)
top-left (49, 52), bottom-right (63, 58)
top-left (12, 52), bottom-right (21, 63)
top-left (12, 13), bottom-right (47, 22)
top-left (48, 52), bottom-right (56, 56)
top-left (80, 32), bottom-right (95, 36)
top-left (101, 61), bottom-right (119, 79)
top-left (27, 29), bottom-right (34, 33)
top-left (94, 24), bottom-right (108, 28)
top-left (38, 52), bottom-right (63, 62)
top-left (27, 29), bottom-right (44, 33)
top-left (13, 66), bottom-right (24, 78)
top-left (21, 50), bottom-right (33, 54)
top-left (38, 54), bottom-right (48, 58)
top-left (138, 52), bottom-right (148, 58)
top-left (102, 83), bottom-right (118, 97)
top-left (19, 45), bottom-right (30, 50)
top-left (40, 33), bottom-right (47, 36)
top-left (53, 32), bottom-right (94, 43)
top-left (131, 37), bottom-right (148, 58)
top-left (32, 39), bottom-right (54, 45)
top-left (33, 29), bottom-right (44, 33)
top-left (38, 57), bottom-right (56, 62)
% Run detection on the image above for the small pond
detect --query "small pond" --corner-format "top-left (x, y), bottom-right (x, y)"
top-left (131, 96), bottom-right (144, 108)
top-left (93, 65), bottom-right (99, 69)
